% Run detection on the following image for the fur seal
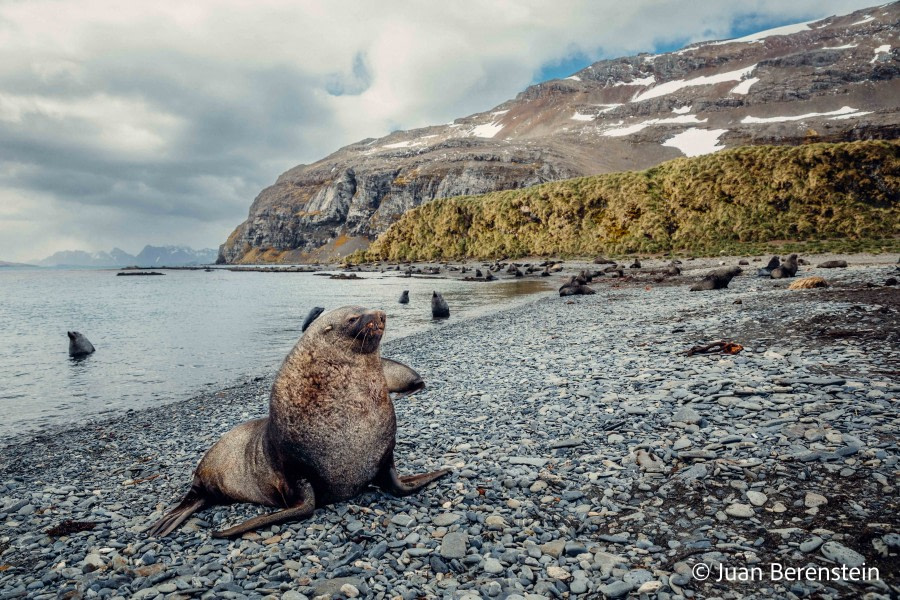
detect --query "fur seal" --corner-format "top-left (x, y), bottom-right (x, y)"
top-left (399, 290), bottom-right (409, 304)
top-left (67, 331), bottom-right (95, 357)
top-left (148, 306), bottom-right (449, 538)
top-left (817, 260), bottom-right (847, 269)
top-left (431, 292), bottom-right (450, 319)
top-left (559, 276), bottom-right (596, 296)
top-left (301, 307), bottom-right (325, 332)
top-left (690, 266), bottom-right (742, 291)
top-left (757, 256), bottom-right (780, 277)
top-left (770, 254), bottom-right (799, 279)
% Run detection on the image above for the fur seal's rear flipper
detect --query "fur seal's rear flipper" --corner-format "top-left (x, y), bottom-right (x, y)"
top-left (147, 486), bottom-right (207, 537)
top-left (212, 482), bottom-right (316, 539)
top-left (377, 460), bottom-right (450, 497)
top-left (381, 358), bottom-right (425, 399)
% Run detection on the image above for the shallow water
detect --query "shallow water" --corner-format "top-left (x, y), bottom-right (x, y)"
top-left (0, 268), bottom-right (551, 436)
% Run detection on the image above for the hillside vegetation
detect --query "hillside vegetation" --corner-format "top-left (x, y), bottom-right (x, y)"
top-left (356, 140), bottom-right (900, 262)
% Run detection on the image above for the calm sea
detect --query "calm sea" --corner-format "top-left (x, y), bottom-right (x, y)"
top-left (0, 268), bottom-right (551, 437)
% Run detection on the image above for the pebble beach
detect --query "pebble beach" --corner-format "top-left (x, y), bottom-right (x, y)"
top-left (1, 256), bottom-right (898, 600)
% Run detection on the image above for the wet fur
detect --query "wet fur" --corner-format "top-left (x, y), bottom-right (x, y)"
top-left (149, 306), bottom-right (447, 537)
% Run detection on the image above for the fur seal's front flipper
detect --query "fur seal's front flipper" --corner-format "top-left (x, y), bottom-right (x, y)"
top-left (147, 485), bottom-right (207, 537)
top-left (381, 358), bottom-right (425, 399)
top-left (212, 481), bottom-right (316, 539)
top-left (377, 459), bottom-right (450, 497)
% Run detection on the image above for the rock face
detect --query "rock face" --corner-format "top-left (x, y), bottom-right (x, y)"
top-left (220, 4), bottom-right (900, 263)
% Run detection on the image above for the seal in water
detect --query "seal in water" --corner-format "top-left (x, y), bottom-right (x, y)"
top-left (770, 254), bottom-right (798, 279)
top-left (690, 266), bottom-right (742, 291)
top-left (67, 331), bottom-right (95, 357)
top-left (399, 290), bottom-right (409, 304)
top-left (301, 307), bottom-right (325, 332)
top-left (431, 291), bottom-right (449, 319)
top-left (148, 306), bottom-right (449, 538)
top-left (757, 256), bottom-right (780, 277)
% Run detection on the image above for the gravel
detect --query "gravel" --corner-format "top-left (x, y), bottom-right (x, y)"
top-left (1, 256), bottom-right (898, 599)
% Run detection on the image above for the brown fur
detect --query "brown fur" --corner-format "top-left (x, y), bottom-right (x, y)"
top-left (788, 276), bottom-right (828, 290)
top-left (148, 306), bottom-right (449, 538)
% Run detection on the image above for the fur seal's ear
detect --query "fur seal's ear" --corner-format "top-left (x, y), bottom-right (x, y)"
top-left (322, 325), bottom-right (333, 333)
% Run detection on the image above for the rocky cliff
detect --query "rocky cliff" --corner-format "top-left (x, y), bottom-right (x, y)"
top-left (219, 3), bottom-right (900, 264)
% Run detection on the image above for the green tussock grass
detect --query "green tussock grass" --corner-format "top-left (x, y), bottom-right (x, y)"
top-left (352, 140), bottom-right (900, 262)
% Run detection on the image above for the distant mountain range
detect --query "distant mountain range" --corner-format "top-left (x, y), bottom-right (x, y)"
top-left (0, 260), bottom-right (36, 268)
top-left (219, 1), bottom-right (900, 264)
top-left (36, 246), bottom-right (219, 268)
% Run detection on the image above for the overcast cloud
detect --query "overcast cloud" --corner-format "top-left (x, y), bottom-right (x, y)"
top-left (0, 0), bottom-right (878, 261)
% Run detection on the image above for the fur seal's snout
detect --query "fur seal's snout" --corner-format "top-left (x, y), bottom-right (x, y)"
top-left (346, 309), bottom-right (385, 353)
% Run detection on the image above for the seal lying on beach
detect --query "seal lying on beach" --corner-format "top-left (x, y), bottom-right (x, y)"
top-left (67, 331), bottom-right (95, 357)
top-left (690, 266), bottom-right (742, 291)
top-left (757, 256), bottom-right (780, 277)
top-left (148, 306), bottom-right (449, 538)
top-left (559, 276), bottom-right (596, 296)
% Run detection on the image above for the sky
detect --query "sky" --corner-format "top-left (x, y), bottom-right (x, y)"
top-left (0, 0), bottom-right (881, 262)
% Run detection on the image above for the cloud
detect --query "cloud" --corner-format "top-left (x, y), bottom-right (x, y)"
top-left (0, 0), bottom-right (879, 261)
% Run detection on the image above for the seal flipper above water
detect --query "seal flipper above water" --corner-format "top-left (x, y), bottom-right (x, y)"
top-left (382, 358), bottom-right (425, 399)
top-left (67, 331), bottom-right (95, 357)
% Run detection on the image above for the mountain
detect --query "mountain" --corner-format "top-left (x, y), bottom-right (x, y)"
top-left (133, 246), bottom-right (219, 267)
top-left (363, 140), bottom-right (900, 260)
top-left (38, 246), bottom-right (218, 267)
top-left (0, 260), bottom-right (36, 268)
top-left (37, 249), bottom-right (130, 268)
top-left (219, 3), bottom-right (900, 264)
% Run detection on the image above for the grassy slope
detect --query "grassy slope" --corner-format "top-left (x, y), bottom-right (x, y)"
top-left (357, 140), bottom-right (900, 261)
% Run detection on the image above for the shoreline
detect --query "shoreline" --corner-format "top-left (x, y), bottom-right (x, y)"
top-left (1, 257), bottom-right (898, 599)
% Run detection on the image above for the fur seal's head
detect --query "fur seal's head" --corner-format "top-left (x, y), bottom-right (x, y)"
top-left (305, 306), bottom-right (386, 354)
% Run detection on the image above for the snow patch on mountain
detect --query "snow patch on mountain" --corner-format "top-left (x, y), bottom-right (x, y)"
top-left (871, 44), bottom-right (891, 61)
top-left (470, 121), bottom-right (505, 138)
top-left (662, 128), bottom-right (728, 157)
top-left (602, 114), bottom-right (706, 137)
top-left (730, 77), bottom-right (759, 95)
top-left (632, 64), bottom-right (757, 102)
top-left (614, 74), bottom-right (656, 87)
top-left (741, 106), bottom-right (866, 123)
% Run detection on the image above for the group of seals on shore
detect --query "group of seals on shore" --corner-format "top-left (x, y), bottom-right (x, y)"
top-left (756, 254), bottom-right (799, 279)
top-left (149, 306), bottom-right (448, 538)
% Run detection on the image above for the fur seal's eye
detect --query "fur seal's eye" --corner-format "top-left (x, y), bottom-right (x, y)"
top-left (347, 316), bottom-right (359, 324)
